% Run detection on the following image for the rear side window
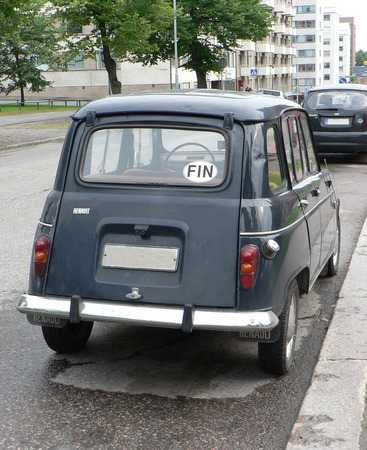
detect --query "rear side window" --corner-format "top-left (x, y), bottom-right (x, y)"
top-left (299, 116), bottom-right (318, 173)
top-left (288, 117), bottom-right (304, 181)
top-left (81, 127), bottom-right (227, 187)
top-left (282, 112), bottom-right (319, 183)
top-left (266, 127), bottom-right (285, 192)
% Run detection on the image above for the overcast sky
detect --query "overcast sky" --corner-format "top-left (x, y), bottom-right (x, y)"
top-left (323, 0), bottom-right (367, 51)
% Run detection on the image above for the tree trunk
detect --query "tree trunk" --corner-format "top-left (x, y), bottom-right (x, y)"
top-left (102, 43), bottom-right (121, 95)
top-left (20, 85), bottom-right (25, 107)
top-left (196, 71), bottom-right (207, 88)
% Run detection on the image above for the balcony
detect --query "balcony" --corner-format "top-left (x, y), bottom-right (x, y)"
top-left (273, 24), bottom-right (287, 34)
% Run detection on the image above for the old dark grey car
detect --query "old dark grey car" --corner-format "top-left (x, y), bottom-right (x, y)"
top-left (17, 90), bottom-right (340, 375)
top-left (303, 83), bottom-right (367, 154)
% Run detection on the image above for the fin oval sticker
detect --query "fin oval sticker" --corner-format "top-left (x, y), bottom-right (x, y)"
top-left (183, 161), bottom-right (218, 183)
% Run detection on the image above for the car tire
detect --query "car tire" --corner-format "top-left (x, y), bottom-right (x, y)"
top-left (258, 279), bottom-right (299, 375)
top-left (326, 215), bottom-right (340, 277)
top-left (42, 321), bottom-right (93, 353)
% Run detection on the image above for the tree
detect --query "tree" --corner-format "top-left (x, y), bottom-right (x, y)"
top-left (51, 0), bottom-right (173, 94)
top-left (0, 0), bottom-right (66, 105)
top-left (355, 50), bottom-right (367, 66)
top-left (133, 0), bottom-right (274, 88)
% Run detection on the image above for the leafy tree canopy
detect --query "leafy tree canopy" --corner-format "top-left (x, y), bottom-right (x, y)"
top-left (0, 0), bottom-right (67, 104)
top-left (51, 0), bottom-right (174, 93)
top-left (132, 0), bottom-right (274, 87)
top-left (355, 50), bottom-right (367, 66)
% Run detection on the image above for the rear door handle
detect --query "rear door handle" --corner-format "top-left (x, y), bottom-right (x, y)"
top-left (298, 200), bottom-right (309, 207)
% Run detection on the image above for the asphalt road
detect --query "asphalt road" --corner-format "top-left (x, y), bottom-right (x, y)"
top-left (1, 143), bottom-right (367, 449)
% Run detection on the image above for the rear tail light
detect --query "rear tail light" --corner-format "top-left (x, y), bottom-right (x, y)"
top-left (240, 245), bottom-right (259, 289)
top-left (34, 235), bottom-right (50, 276)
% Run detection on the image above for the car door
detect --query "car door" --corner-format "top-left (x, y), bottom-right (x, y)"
top-left (298, 114), bottom-right (337, 268)
top-left (282, 112), bottom-right (324, 285)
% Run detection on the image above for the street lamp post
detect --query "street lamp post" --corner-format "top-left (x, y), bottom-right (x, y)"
top-left (173, 0), bottom-right (179, 89)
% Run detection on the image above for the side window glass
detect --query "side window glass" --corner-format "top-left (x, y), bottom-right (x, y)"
top-left (288, 117), bottom-right (304, 181)
top-left (300, 115), bottom-right (318, 173)
top-left (297, 117), bottom-right (310, 174)
top-left (266, 127), bottom-right (285, 192)
top-left (281, 117), bottom-right (296, 183)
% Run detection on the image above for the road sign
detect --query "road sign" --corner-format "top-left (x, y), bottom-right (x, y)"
top-left (339, 77), bottom-right (347, 83)
top-left (250, 68), bottom-right (258, 77)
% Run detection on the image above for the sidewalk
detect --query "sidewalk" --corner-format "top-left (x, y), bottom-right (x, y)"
top-left (287, 219), bottom-right (367, 449)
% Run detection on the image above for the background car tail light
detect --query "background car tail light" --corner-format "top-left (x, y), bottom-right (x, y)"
top-left (34, 235), bottom-right (50, 276)
top-left (240, 245), bottom-right (259, 289)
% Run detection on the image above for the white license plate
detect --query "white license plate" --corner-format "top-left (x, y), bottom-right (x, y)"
top-left (102, 244), bottom-right (179, 272)
top-left (324, 118), bottom-right (350, 126)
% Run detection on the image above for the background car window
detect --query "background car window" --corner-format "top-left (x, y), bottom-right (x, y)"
top-left (305, 90), bottom-right (367, 110)
top-left (81, 127), bottom-right (227, 187)
top-left (299, 115), bottom-right (318, 173)
top-left (266, 127), bottom-right (285, 192)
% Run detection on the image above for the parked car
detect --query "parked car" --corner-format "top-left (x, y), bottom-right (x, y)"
top-left (303, 84), bottom-right (367, 154)
top-left (17, 90), bottom-right (340, 375)
top-left (256, 89), bottom-right (284, 97)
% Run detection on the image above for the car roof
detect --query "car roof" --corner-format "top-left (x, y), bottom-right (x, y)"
top-left (74, 89), bottom-right (301, 124)
top-left (308, 84), bottom-right (367, 93)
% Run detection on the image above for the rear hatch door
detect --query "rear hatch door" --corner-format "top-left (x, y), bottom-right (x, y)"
top-left (46, 118), bottom-right (244, 308)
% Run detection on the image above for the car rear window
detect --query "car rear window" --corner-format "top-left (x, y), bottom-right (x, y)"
top-left (304, 90), bottom-right (367, 110)
top-left (81, 127), bottom-right (227, 187)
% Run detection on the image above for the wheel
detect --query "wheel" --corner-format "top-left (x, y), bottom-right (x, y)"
top-left (326, 214), bottom-right (340, 277)
top-left (42, 321), bottom-right (93, 353)
top-left (258, 279), bottom-right (299, 375)
top-left (164, 142), bottom-right (215, 170)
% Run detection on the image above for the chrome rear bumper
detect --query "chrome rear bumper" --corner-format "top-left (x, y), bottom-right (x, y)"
top-left (17, 294), bottom-right (279, 332)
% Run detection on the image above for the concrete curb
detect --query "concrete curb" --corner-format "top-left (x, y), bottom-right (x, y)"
top-left (0, 137), bottom-right (65, 151)
top-left (287, 219), bottom-right (367, 449)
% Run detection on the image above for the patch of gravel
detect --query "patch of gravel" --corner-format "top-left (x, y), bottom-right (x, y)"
top-left (0, 119), bottom-right (70, 148)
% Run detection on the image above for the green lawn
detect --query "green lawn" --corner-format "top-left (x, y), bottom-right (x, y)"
top-left (0, 104), bottom-right (78, 116)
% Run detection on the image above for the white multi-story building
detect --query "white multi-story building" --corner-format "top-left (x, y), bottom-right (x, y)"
top-left (293, 1), bottom-right (352, 94)
top-left (292, 0), bottom-right (324, 94)
top-left (338, 21), bottom-right (351, 82)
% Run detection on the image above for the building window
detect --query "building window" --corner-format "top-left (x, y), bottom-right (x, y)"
top-left (68, 53), bottom-right (84, 69)
top-left (324, 27), bottom-right (330, 34)
top-left (324, 62), bottom-right (330, 69)
top-left (298, 64), bottom-right (316, 71)
top-left (298, 49), bottom-right (316, 57)
top-left (324, 38), bottom-right (330, 45)
top-left (339, 36), bottom-right (344, 41)
top-left (324, 14), bottom-right (330, 21)
top-left (96, 52), bottom-right (105, 69)
top-left (296, 5), bottom-right (316, 13)
top-left (324, 50), bottom-right (330, 57)
top-left (295, 35), bottom-right (316, 43)
top-left (297, 78), bottom-right (316, 87)
top-left (324, 74), bottom-right (330, 80)
top-left (339, 56), bottom-right (343, 61)
top-left (295, 20), bottom-right (316, 28)
top-left (339, 46), bottom-right (343, 52)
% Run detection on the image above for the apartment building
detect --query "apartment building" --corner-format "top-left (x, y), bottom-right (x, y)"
top-left (292, 0), bottom-right (324, 94)
top-left (293, 1), bottom-right (352, 95)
